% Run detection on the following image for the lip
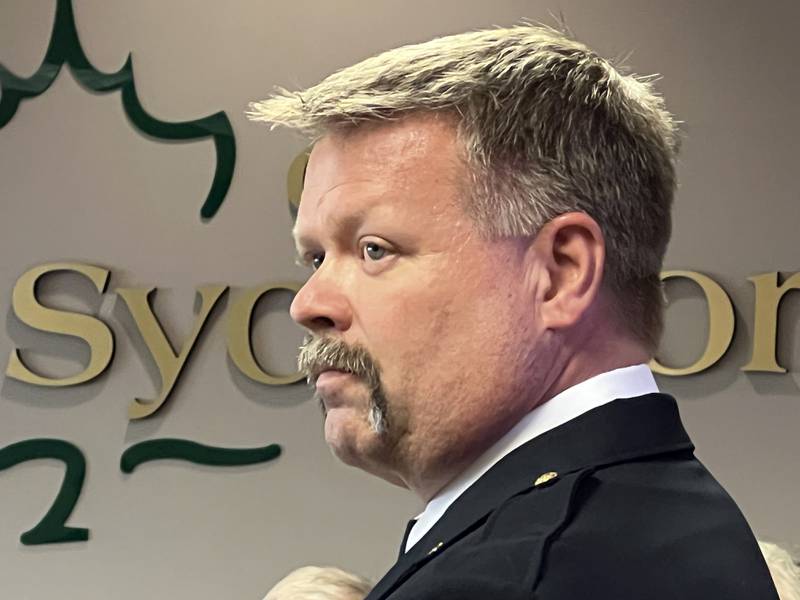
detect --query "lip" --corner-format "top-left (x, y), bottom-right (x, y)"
top-left (315, 369), bottom-right (355, 389)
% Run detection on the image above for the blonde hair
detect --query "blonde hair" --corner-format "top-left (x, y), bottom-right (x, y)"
top-left (760, 541), bottom-right (800, 600)
top-left (249, 24), bottom-right (680, 351)
top-left (264, 566), bottom-right (372, 600)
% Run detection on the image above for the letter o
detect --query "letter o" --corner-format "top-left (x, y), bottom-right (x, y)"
top-left (650, 270), bottom-right (735, 376)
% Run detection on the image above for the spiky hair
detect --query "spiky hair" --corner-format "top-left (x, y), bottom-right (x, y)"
top-left (248, 24), bottom-right (680, 351)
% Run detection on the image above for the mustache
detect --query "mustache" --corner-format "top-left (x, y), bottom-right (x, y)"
top-left (298, 335), bottom-right (390, 435)
top-left (297, 335), bottom-right (382, 389)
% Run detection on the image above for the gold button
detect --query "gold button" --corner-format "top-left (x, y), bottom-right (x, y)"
top-left (534, 471), bottom-right (559, 487)
top-left (428, 542), bottom-right (444, 555)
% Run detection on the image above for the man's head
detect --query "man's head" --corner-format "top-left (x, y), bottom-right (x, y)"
top-left (249, 25), bottom-right (679, 498)
top-left (264, 566), bottom-right (372, 600)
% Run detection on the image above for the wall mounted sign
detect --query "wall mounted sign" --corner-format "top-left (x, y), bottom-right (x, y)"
top-left (5, 263), bottom-right (799, 394)
top-left (1, 262), bottom-right (294, 547)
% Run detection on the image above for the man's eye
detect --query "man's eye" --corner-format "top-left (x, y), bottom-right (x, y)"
top-left (363, 242), bottom-right (388, 261)
top-left (311, 253), bottom-right (325, 270)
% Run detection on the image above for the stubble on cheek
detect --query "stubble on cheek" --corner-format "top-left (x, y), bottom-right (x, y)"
top-left (398, 274), bottom-right (529, 465)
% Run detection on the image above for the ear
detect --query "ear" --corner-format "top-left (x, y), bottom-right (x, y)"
top-left (528, 212), bottom-right (606, 330)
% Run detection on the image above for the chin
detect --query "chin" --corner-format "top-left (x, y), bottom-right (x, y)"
top-left (324, 409), bottom-right (374, 463)
top-left (324, 410), bottom-right (400, 483)
top-left (328, 440), bottom-right (363, 468)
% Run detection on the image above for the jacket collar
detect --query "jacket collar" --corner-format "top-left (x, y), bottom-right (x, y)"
top-left (367, 393), bottom-right (693, 599)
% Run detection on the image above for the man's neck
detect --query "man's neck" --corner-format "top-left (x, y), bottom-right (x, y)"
top-left (410, 334), bottom-right (651, 502)
top-left (541, 333), bottom-right (651, 406)
top-left (402, 362), bottom-right (659, 552)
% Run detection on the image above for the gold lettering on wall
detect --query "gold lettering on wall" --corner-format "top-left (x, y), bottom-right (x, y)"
top-left (650, 270), bottom-right (735, 376)
top-left (6, 263), bottom-right (114, 386)
top-left (4, 263), bottom-right (795, 385)
top-left (742, 271), bottom-right (800, 373)
top-left (117, 285), bottom-right (228, 419)
top-left (227, 283), bottom-right (304, 385)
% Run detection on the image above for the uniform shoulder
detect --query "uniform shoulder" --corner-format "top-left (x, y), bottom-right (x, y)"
top-left (530, 457), bottom-right (778, 599)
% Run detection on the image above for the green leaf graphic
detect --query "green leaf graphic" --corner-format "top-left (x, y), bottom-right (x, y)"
top-left (0, 0), bottom-right (236, 219)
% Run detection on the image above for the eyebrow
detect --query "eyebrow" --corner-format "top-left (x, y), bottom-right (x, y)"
top-left (292, 207), bottom-right (373, 255)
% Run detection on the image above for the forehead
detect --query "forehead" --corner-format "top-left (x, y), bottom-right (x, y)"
top-left (293, 114), bottom-right (463, 244)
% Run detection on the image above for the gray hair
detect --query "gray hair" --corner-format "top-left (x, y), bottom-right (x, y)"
top-left (264, 566), bottom-right (373, 600)
top-left (248, 24), bottom-right (680, 351)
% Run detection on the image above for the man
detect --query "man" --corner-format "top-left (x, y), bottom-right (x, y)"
top-left (264, 566), bottom-right (372, 600)
top-left (249, 25), bottom-right (778, 599)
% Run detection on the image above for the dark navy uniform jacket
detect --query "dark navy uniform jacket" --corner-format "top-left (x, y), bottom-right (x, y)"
top-left (366, 394), bottom-right (779, 599)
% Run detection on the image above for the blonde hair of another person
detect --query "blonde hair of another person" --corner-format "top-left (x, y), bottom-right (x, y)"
top-left (760, 541), bottom-right (800, 600)
top-left (264, 566), bottom-right (373, 600)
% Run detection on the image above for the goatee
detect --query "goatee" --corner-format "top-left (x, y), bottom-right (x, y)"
top-left (298, 335), bottom-right (390, 435)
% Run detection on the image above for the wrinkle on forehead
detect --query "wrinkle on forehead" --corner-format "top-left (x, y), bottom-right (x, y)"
top-left (293, 178), bottom-right (388, 252)
top-left (292, 179), bottom-right (371, 243)
top-left (293, 113), bottom-right (468, 247)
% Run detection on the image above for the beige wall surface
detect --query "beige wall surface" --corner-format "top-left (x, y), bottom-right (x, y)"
top-left (1, 1), bottom-right (798, 598)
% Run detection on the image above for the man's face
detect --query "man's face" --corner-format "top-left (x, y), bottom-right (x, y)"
top-left (291, 114), bottom-right (554, 495)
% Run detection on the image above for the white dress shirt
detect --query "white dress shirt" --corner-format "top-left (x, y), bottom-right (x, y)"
top-left (404, 363), bottom-right (659, 552)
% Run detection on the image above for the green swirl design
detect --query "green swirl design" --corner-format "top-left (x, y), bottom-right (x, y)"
top-left (120, 438), bottom-right (282, 473)
top-left (0, 0), bottom-right (236, 219)
top-left (0, 439), bottom-right (89, 545)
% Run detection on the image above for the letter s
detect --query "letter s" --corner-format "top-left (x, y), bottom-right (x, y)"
top-left (6, 262), bottom-right (114, 386)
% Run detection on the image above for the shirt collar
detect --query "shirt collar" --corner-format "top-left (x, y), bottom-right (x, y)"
top-left (404, 363), bottom-right (658, 552)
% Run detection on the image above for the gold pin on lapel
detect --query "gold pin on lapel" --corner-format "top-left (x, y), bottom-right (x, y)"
top-left (427, 542), bottom-right (444, 555)
top-left (534, 471), bottom-right (559, 487)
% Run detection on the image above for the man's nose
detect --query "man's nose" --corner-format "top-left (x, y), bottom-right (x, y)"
top-left (290, 272), bottom-right (353, 333)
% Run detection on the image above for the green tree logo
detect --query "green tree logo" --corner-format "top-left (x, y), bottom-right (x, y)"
top-left (0, 0), bottom-right (236, 219)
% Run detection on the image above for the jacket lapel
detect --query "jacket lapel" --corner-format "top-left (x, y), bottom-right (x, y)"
top-left (367, 393), bottom-right (693, 599)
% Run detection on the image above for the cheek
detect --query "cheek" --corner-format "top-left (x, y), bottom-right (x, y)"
top-left (386, 296), bottom-right (499, 402)
top-left (420, 285), bottom-right (530, 389)
top-left (359, 258), bottom-right (526, 392)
